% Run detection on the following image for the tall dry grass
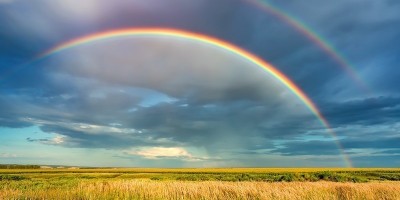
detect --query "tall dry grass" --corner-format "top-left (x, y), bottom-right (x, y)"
top-left (1, 180), bottom-right (400, 200)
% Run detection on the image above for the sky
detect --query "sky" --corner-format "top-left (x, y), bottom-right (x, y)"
top-left (0, 0), bottom-right (399, 167)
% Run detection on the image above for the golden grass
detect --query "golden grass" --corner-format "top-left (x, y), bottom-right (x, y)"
top-left (2, 168), bottom-right (400, 199)
top-left (1, 180), bottom-right (400, 200)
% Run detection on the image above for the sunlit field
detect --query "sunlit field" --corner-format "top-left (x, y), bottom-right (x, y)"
top-left (1, 167), bottom-right (400, 199)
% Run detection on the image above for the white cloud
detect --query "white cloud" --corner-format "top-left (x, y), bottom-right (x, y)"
top-left (52, 136), bottom-right (65, 144)
top-left (22, 118), bottom-right (142, 136)
top-left (75, 123), bottom-right (141, 135)
top-left (126, 147), bottom-right (193, 159)
top-left (37, 135), bottom-right (66, 145)
top-left (0, 153), bottom-right (17, 158)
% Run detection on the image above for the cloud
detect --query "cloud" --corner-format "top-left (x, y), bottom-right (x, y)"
top-left (270, 140), bottom-right (341, 156)
top-left (374, 149), bottom-right (400, 155)
top-left (342, 137), bottom-right (400, 149)
top-left (126, 147), bottom-right (193, 159)
top-left (1, 36), bottom-right (322, 155)
top-left (321, 96), bottom-right (400, 127)
top-left (8, 35), bottom-right (400, 165)
top-left (27, 135), bottom-right (65, 145)
top-left (269, 129), bottom-right (400, 162)
top-left (0, 153), bottom-right (17, 158)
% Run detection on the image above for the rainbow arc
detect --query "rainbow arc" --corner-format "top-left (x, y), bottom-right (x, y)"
top-left (39, 28), bottom-right (352, 167)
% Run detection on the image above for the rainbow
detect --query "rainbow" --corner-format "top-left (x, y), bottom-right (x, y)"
top-left (245, 0), bottom-right (369, 92)
top-left (39, 28), bottom-right (352, 167)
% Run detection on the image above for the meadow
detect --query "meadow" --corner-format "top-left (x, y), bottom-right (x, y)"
top-left (1, 168), bottom-right (400, 199)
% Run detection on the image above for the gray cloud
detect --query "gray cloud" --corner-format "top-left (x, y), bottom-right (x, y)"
top-left (2, 37), bottom-right (325, 160)
top-left (321, 96), bottom-right (400, 127)
top-left (270, 140), bottom-right (341, 156)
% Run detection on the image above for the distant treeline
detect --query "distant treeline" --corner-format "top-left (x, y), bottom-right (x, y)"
top-left (0, 164), bottom-right (40, 169)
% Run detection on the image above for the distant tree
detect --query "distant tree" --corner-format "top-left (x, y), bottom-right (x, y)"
top-left (0, 164), bottom-right (40, 169)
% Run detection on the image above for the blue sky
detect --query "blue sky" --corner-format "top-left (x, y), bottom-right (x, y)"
top-left (0, 0), bottom-right (400, 167)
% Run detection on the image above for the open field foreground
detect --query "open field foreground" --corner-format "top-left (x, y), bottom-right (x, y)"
top-left (1, 180), bottom-right (400, 200)
top-left (1, 168), bottom-right (400, 199)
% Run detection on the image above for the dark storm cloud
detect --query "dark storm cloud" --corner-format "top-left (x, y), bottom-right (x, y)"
top-left (36, 124), bottom-right (162, 149)
top-left (270, 140), bottom-right (341, 156)
top-left (0, 32), bottom-right (322, 156)
top-left (321, 96), bottom-right (400, 127)
top-left (342, 137), bottom-right (400, 149)
top-left (272, 136), bottom-right (400, 156)
top-left (374, 149), bottom-right (400, 154)
top-left (121, 101), bottom-right (306, 149)
top-left (7, 72), bottom-right (317, 151)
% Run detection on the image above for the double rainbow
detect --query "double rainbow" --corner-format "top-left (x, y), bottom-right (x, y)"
top-left (40, 28), bottom-right (352, 167)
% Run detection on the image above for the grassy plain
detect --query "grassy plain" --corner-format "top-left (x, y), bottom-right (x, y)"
top-left (1, 168), bottom-right (400, 199)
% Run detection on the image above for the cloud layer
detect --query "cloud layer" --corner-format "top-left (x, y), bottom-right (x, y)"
top-left (0, 0), bottom-right (399, 167)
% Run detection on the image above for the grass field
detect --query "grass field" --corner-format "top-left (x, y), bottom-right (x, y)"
top-left (1, 168), bottom-right (400, 199)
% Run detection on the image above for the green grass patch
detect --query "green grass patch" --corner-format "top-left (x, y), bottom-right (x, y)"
top-left (0, 168), bottom-right (398, 183)
top-left (0, 174), bottom-right (26, 181)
